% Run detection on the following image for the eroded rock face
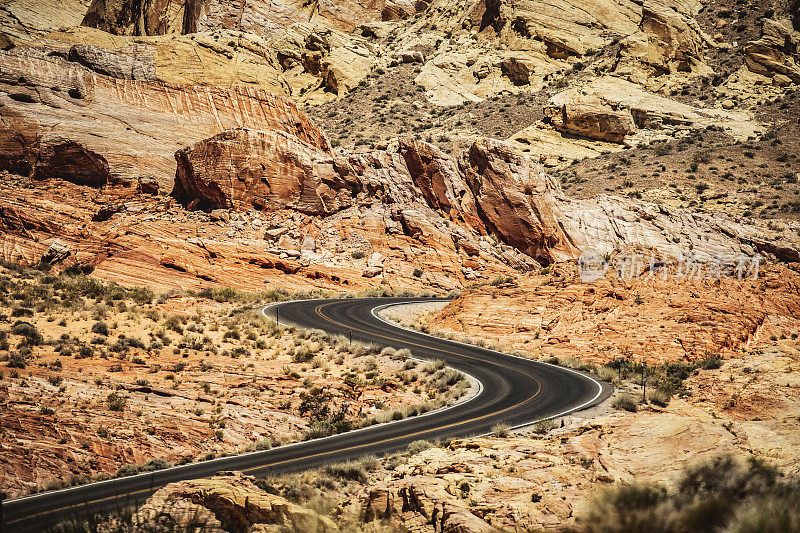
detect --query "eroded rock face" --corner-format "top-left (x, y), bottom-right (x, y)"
top-left (743, 18), bottom-right (800, 84)
top-left (0, 48), bottom-right (329, 189)
top-left (32, 140), bottom-right (110, 187)
top-left (0, 0), bottom-right (91, 46)
top-left (174, 128), bottom-right (346, 214)
top-left (137, 471), bottom-right (339, 531)
top-left (173, 126), bottom-right (800, 267)
top-left (82, 0), bottom-right (202, 36)
top-left (459, 138), bottom-right (577, 263)
top-left (398, 136), bottom-right (483, 230)
top-left (67, 43), bottom-right (157, 81)
top-left (617, 0), bottom-right (713, 80)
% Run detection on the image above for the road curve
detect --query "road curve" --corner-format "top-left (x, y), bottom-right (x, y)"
top-left (1, 297), bottom-right (610, 531)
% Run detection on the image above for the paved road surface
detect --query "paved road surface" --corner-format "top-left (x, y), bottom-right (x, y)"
top-left (1, 297), bottom-right (609, 531)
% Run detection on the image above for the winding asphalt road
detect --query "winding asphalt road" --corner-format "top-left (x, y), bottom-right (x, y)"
top-left (1, 297), bottom-right (610, 531)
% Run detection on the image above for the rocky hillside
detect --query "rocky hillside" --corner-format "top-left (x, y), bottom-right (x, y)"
top-left (1, 0), bottom-right (799, 294)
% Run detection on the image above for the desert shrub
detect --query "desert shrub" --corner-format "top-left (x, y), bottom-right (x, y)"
top-left (595, 366), bottom-right (617, 381)
top-left (114, 458), bottom-right (171, 479)
top-left (423, 359), bottom-right (445, 374)
top-left (91, 321), bottom-right (110, 336)
top-left (572, 455), bottom-right (800, 533)
top-left (647, 389), bottom-right (671, 407)
top-left (612, 394), bottom-right (638, 412)
top-left (208, 287), bottom-right (238, 302)
top-left (106, 392), bottom-right (127, 411)
top-left (323, 461), bottom-right (367, 483)
top-left (76, 346), bottom-right (94, 359)
top-left (407, 440), bottom-right (433, 454)
top-left (164, 316), bottom-right (184, 334)
top-left (699, 356), bottom-right (722, 370)
top-left (7, 352), bottom-right (27, 369)
top-left (490, 275), bottom-right (515, 286)
top-left (293, 345), bottom-right (314, 363)
top-left (492, 423), bottom-right (511, 437)
top-left (532, 419), bottom-right (558, 434)
top-left (11, 321), bottom-right (42, 345)
top-left (63, 263), bottom-right (95, 277)
top-left (114, 464), bottom-right (141, 478)
top-left (432, 368), bottom-right (463, 392)
top-left (10, 307), bottom-right (33, 317)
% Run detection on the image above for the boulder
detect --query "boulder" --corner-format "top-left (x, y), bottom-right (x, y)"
top-left (545, 76), bottom-right (761, 141)
top-left (742, 18), bottom-right (800, 84)
top-left (367, 252), bottom-right (385, 267)
top-left (137, 177), bottom-right (159, 195)
top-left (41, 239), bottom-right (71, 265)
top-left (459, 138), bottom-right (578, 263)
top-left (544, 92), bottom-right (636, 143)
top-left (137, 471), bottom-right (339, 532)
top-left (92, 204), bottom-right (123, 222)
top-left (264, 227), bottom-right (289, 241)
top-left (67, 43), bottom-right (157, 81)
top-left (500, 55), bottom-right (538, 86)
top-left (362, 266), bottom-right (383, 278)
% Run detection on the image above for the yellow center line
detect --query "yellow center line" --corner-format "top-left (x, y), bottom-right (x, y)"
top-left (6, 300), bottom-right (544, 526)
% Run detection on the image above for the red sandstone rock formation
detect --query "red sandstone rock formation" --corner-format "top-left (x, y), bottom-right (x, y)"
top-left (459, 138), bottom-right (578, 263)
top-left (173, 128), bottom-right (348, 214)
top-left (171, 126), bottom-right (800, 266)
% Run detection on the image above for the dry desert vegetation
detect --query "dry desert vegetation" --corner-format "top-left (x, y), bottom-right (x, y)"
top-left (2, 0), bottom-right (800, 530)
top-left (0, 263), bottom-right (469, 500)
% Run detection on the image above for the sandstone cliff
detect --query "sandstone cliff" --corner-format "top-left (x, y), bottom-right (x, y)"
top-left (0, 47), bottom-right (328, 189)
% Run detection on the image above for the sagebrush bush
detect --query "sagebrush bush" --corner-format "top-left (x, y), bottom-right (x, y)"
top-left (323, 461), bottom-right (367, 483)
top-left (11, 321), bottom-right (42, 345)
top-left (570, 455), bottom-right (800, 533)
top-left (612, 394), bottom-right (638, 412)
top-left (406, 440), bottom-right (433, 454)
top-left (492, 423), bottom-right (511, 437)
top-left (91, 321), bottom-right (110, 336)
